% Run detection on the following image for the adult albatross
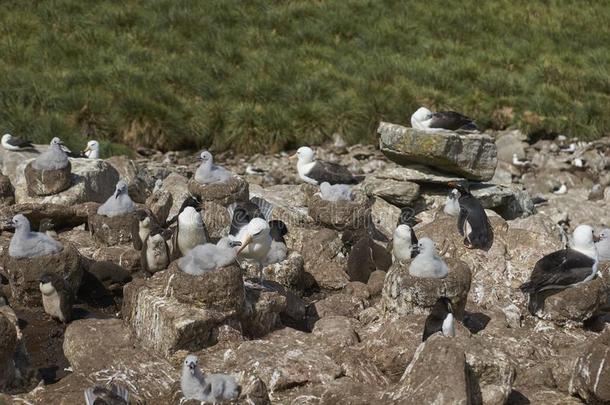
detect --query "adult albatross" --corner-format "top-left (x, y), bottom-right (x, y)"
top-left (291, 146), bottom-right (358, 185)
top-left (411, 107), bottom-right (478, 132)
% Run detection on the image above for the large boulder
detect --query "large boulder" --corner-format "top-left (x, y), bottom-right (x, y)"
top-left (0, 313), bottom-right (17, 392)
top-left (569, 328), bottom-right (610, 403)
top-left (378, 122), bottom-right (497, 181)
top-left (122, 264), bottom-right (246, 356)
top-left (89, 212), bottom-right (138, 246)
top-left (159, 172), bottom-right (190, 220)
top-left (106, 155), bottom-right (152, 203)
top-left (15, 158), bottom-right (119, 205)
top-left (391, 335), bottom-right (471, 403)
top-left (187, 177), bottom-right (249, 206)
top-left (361, 177), bottom-right (420, 207)
top-left (3, 243), bottom-right (82, 306)
top-left (382, 257), bottom-right (471, 320)
top-left (145, 189), bottom-right (173, 225)
top-left (307, 192), bottom-right (371, 231)
top-left (243, 252), bottom-right (305, 293)
top-left (24, 161), bottom-right (71, 196)
top-left (0, 173), bottom-right (15, 207)
top-left (63, 318), bottom-right (178, 402)
top-left (249, 184), bottom-right (314, 226)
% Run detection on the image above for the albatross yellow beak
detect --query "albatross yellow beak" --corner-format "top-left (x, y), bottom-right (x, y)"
top-left (84, 146), bottom-right (91, 153)
top-left (289, 154), bottom-right (297, 160)
top-left (237, 234), bottom-right (253, 254)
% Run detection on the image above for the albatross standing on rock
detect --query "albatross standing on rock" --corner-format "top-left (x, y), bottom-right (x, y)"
top-left (7, 214), bottom-right (63, 258)
top-left (83, 140), bottom-right (100, 159)
top-left (520, 225), bottom-right (599, 315)
top-left (194, 151), bottom-right (233, 184)
top-left (292, 146), bottom-right (358, 185)
top-left (1, 133), bottom-right (33, 151)
top-left (97, 180), bottom-right (136, 217)
top-left (411, 107), bottom-right (478, 132)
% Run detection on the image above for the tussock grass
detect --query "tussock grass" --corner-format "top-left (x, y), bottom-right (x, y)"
top-left (0, 0), bottom-right (609, 153)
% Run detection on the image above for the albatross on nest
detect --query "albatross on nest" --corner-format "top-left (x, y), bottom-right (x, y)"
top-left (411, 107), bottom-right (478, 132)
top-left (291, 146), bottom-right (358, 185)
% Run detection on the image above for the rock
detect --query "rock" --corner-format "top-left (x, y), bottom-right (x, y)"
top-left (312, 316), bottom-right (359, 348)
top-left (159, 172), bottom-right (190, 220)
top-left (88, 212), bottom-right (138, 246)
top-left (291, 228), bottom-right (349, 290)
top-left (242, 288), bottom-right (286, 338)
top-left (369, 196), bottom-right (401, 241)
top-left (91, 245), bottom-right (141, 273)
top-left (3, 243), bottom-right (82, 306)
top-left (0, 313), bottom-right (17, 391)
top-left (15, 158), bottom-right (120, 205)
top-left (378, 122), bottom-right (497, 181)
top-left (0, 173), bottom-right (15, 207)
top-left (107, 156), bottom-right (151, 203)
top-left (0, 146), bottom-right (44, 184)
top-left (307, 192), bottom-right (371, 231)
top-left (63, 318), bottom-right (177, 401)
top-left (569, 328), bottom-right (610, 403)
top-left (24, 160), bottom-right (72, 196)
top-left (361, 177), bottom-right (420, 207)
top-left (7, 373), bottom-right (96, 405)
top-left (0, 203), bottom-right (92, 232)
top-left (375, 165), bottom-right (462, 184)
top-left (250, 184), bottom-right (313, 226)
top-left (200, 200), bottom-right (230, 239)
top-left (187, 177), bottom-right (249, 206)
top-left (382, 257), bottom-right (471, 320)
top-left (122, 266), bottom-right (245, 356)
top-left (537, 277), bottom-right (608, 326)
top-left (471, 183), bottom-right (534, 219)
top-left (391, 335), bottom-right (471, 403)
top-left (367, 270), bottom-right (386, 297)
top-left (345, 235), bottom-right (392, 283)
top-left (495, 130), bottom-right (528, 162)
top-left (313, 292), bottom-right (369, 319)
top-left (243, 252), bottom-right (305, 293)
top-left (145, 189), bottom-right (173, 225)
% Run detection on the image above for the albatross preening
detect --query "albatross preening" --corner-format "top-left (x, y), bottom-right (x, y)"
top-left (411, 107), bottom-right (478, 132)
top-left (83, 140), bottom-right (100, 159)
top-left (32, 137), bottom-right (70, 170)
top-left (1, 133), bottom-right (33, 151)
top-left (292, 146), bottom-right (358, 185)
top-left (7, 214), bottom-right (63, 258)
top-left (194, 151), bottom-right (233, 184)
top-left (520, 224), bottom-right (599, 315)
top-left (97, 180), bottom-right (136, 217)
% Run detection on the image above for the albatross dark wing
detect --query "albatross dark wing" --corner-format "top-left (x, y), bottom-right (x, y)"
top-left (521, 249), bottom-right (595, 293)
top-left (7, 136), bottom-right (33, 148)
top-left (307, 161), bottom-right (357, 185)
top-left (429, 111), bottom-right (477, 131)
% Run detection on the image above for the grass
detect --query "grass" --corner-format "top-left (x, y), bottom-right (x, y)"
top-left (0, 0), bottom-right (609, 154)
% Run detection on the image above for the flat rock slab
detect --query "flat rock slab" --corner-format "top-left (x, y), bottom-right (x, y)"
top-left (250, 184), bottom-right (313, 226)
top-left (361, 177), bottom-right (420, 207)
top-left (378, 122), bottom-right (497, 181)
top-left (307, 192), bottom-right (371, 231)
top-left (188, 177), bottom-right (249, 206)
top-left (375, 165), bottom-right (463, 184)
top-left (3, 243), bottom-right (82, 306)
top-left (122, 273), bottom-right (242, 356)
top-left (63, 318), bottom-right (178, 402)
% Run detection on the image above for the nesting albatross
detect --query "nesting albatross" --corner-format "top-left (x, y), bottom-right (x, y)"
top-left (411, 107), bottom-right (478, 132)
top-left (97, 180), bottom-right (135, 217)
top-left (409, 238), bottom-right (448, 278)
top-left (7, 214), bottom-right (63, 258)
top-left (1, 133), bottom-right (33, 151)
top-left (194, 151), bottom-right (233, 184)
top-left (520, 224), bottom-right (599, 314)
top-left (292, 146), bottom-right (358, 185)
top-left (178, 237), bottom-right (241, 275)
top-left (32, 137), bottom-right (70, 170)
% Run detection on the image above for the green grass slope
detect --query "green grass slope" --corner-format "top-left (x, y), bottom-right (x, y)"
top-left (1, 0), bottom-right (609, 153)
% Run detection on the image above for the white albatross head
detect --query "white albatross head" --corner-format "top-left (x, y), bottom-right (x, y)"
top-left (572, 225), bottom-right (597, 250)
top-left (84, 140), bottom-right (100, 158)
top-left (237, 218), bottom-right (270, 254)
top-left (417, 237), bottom-right (437, 257)
top-left (411, 107), bottom-right (433, 128)
top-left (199, 151), bottom-right (213, 163)
top-left (183, 354), bottom-right (199, 376)
top-left (292, 146), bottom-right (315, 164)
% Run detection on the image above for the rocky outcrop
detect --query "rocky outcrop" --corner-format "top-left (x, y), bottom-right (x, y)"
top-left (89, 212), bottom-right (137, 246)
top-left (569, 328), bottom-right (610, 403)
top-left (24, 160), bottom-right (72, 196)
top-left (159, 172), bottom-right (190, 220)
top-left (307, 192), bottom-right (371, 231)
top-left (3, 243), bottom-right (82, 306)
top-left (187, 176), bottom-right (249, 206)
top-left (392, 335), bottom-right (470, 403)
top-left (378, 122), bottom-right (498, 181)
top-left (382, 257), bottom-right (471, 320)
top-left (243, 252), bottom-right (305, 293)
top-left (107, 155), bottom-right (152, 203)
top-left (0, 173), bottom-right (15, 207)
top-left (361, 177), bottom-right (420, 207)
top-left (145, 189), bottom-right (173, 225)
top-left (15, 158), bottom-right (119, 205)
